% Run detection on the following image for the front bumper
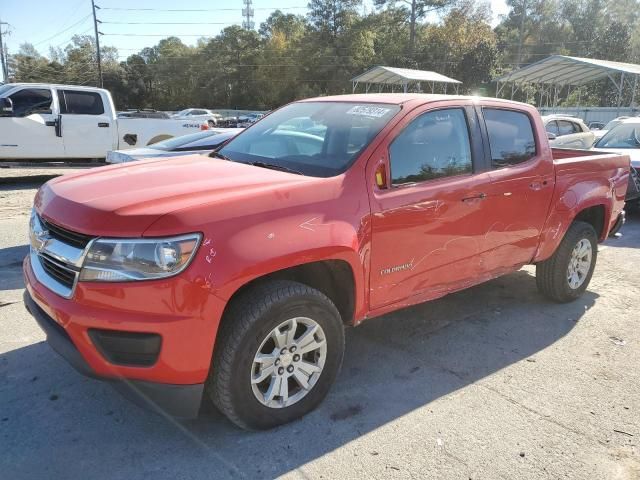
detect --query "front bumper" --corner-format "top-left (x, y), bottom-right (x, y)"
top-left (24, 289), bottom-right (205, 418)
top-left (23, 255), bottom-right (226, 418)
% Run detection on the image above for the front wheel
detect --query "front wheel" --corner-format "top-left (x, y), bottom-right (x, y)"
top-left (207, 280), bottom-right (345, 430)
top-left (536, 221), bottom-right (598, 303)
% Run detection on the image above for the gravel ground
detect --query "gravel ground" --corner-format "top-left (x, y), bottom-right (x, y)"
top-left (0, 173), bottom-right (638, 480)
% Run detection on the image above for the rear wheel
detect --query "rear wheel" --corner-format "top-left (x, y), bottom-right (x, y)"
top-left (536, 221), bottom-right (598, 302)
top-left (207, 280), bottom-right (345, 430)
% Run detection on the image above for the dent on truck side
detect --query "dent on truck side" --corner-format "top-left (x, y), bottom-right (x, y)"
top-left (533, 159), bottom-right (629, 262)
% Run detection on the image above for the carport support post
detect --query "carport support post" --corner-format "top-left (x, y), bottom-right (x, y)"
top-left (403, 80), bottom-right (408, 93)
top-left (616, 72), bottom-right (625, 115)
top-left (631, 74), bottom-right (638, 107)
top-left (538, 85), bottom-right (543, 107)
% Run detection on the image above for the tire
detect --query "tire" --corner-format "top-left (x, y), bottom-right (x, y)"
top-left (207, 120), bottom-right (215, 128)
top-left (207, 280), bottom-right (345, 430)
top-left (536, 221), bottom-right (598, 303)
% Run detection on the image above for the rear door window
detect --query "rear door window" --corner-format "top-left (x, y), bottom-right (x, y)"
top-left (9, 88), bottom-right (52, 116)
top-left (60, 90), bottom-right (105, 115)
top-left (557, 120), bottom-right (576, 136)
top-left (483, 108), bottom-right (536, 167)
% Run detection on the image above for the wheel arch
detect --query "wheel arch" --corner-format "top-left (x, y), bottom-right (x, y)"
top-left (147, 134), bottom-right (174, 145)
top-left (221, 259), bottom-right (358, 327)
top-left (534, 202), bottom-right (609, 263)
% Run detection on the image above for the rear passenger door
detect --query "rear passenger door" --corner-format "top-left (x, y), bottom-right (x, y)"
top-left (57, 89), bottom-right (114, 158)
top-left (368, 102), bottom-right (494, 309)
top-left (480, 107), bottom-right (555, 271)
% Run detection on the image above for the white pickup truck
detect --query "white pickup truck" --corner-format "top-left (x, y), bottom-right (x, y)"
top-left (0, 83), bottom-right (207, 160)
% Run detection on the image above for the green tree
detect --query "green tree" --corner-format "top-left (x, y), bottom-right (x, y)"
top-left (373, 0), bottom-right (453, 54)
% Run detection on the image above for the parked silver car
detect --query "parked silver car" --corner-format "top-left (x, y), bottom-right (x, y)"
top-left (106, 128), bottom-right (243, 163)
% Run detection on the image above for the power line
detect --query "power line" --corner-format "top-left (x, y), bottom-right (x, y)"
top-left (103, 33), bottom-right (218, 37)
top-left (52, 27), bottom-right (95, 49)
top-left (32, 14), bottom-right (92, 47)
top-left (102, 21), bottom-right (233, 25)
top-left (99, 6), bottom-right (307, 12)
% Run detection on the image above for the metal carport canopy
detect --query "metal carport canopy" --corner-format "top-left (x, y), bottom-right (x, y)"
top-left (495, 55), bottom-right (640, 86)
top-left (352, 66), bottom-right (461, 93)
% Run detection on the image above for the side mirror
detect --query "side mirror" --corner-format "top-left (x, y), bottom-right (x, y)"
top-left (0, 97), bottom-right (13, 115)
top-left (547, 132), bottom-right (557, 141)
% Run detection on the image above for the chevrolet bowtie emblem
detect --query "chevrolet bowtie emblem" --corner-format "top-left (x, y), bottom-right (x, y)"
top-left (31, 226), bottom-right (50, 252)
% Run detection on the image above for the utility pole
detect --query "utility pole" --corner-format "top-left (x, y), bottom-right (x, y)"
top-left (91, 0), bottom-right (103, 87)
top-left (0, 20), bottom-right (9, 82)
top-left (516, 0), bottom-right (527, 68)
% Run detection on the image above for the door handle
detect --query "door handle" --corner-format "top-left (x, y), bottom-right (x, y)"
top-left (529, 180), bottom-right (549, 191)
top-left (98, 122), bottom-right (109, 128)
top-left (45, 121), bottom-right (56, 127)
top-left (461, 193), bottom-right (486, 202)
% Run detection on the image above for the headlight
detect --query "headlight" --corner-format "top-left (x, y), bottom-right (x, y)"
top-left (106, 151), bottom-right (135, 164)
top-left (79, 234), bottom-right (201, 282)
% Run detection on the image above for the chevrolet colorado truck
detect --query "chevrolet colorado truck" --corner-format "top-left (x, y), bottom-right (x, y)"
top-left (0, 83), bottom-right (206, 160)
top-left (23, 94), bottom-right (630, 430)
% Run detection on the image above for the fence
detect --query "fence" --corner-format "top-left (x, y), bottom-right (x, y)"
top-left (537, 107), bottom-right (640, 124)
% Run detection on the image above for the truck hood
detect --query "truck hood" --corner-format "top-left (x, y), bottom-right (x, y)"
top-left (35, 156), bottom-right (319, 236)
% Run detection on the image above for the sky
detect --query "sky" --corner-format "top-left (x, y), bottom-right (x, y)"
top-left (0, 0), bottom-right (509, 80)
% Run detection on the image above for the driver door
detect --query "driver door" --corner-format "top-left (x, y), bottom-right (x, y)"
top-left (0, 87), bottom-right (65, 159)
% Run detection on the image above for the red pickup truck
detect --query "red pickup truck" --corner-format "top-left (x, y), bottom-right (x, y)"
top-left (23, 94), bottom-right (629, 430)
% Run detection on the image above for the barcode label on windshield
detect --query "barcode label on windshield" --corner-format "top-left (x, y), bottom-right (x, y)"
top-left (346, 106), bottom-right (391, 118)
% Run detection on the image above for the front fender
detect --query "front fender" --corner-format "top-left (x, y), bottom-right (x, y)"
top-left (207, 217), bottom-right (364, 304)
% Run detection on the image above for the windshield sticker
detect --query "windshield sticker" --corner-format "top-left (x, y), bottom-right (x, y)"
top-left (346, 106), bottom-right (391, 118)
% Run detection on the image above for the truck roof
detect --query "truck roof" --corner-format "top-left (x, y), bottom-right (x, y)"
top-left (300, 93), bottom-right (532, 107)
top-left (2, 82), bottom-right (108, 93)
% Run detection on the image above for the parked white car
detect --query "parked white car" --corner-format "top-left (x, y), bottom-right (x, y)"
top-left (542, 115), bottom-right (595, 148)
top-left (237, 112), bottom-right (265, 128)
top-left (592, 116), bottom-right (632, 142)
top-left (172, 108), bottom-right (222, 127)
top-left (592, 118), bottom-right (640, 203)
top-left (0, 83), bottom-right (207, 160)
top-left (106, 128), bottom-right (243, 163)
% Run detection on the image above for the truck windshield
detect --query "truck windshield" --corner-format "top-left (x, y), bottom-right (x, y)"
top-left (595, 123), bottom-right (640, 149)
top-left (218, 102), bottom-right (400, 177)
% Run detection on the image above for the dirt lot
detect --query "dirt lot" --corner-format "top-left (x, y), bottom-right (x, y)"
top-left (0, 171), bottom-right (639, 480)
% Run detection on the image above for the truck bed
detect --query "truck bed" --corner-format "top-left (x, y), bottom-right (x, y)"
top-left (550, 147), bottom-right (630, 237)
top-left (552, 147), bottom-right (630, 174)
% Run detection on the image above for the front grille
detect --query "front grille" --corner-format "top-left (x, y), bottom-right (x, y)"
top-left (40, 217), bottom-right (93, 249)
top-left (39, 254), bottom-right (76, 289)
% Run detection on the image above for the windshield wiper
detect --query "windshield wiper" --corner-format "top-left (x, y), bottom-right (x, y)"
top-left (209, 150), bottom-right (232, 161)
top-left (248, 161), bottom-right (303, 175)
